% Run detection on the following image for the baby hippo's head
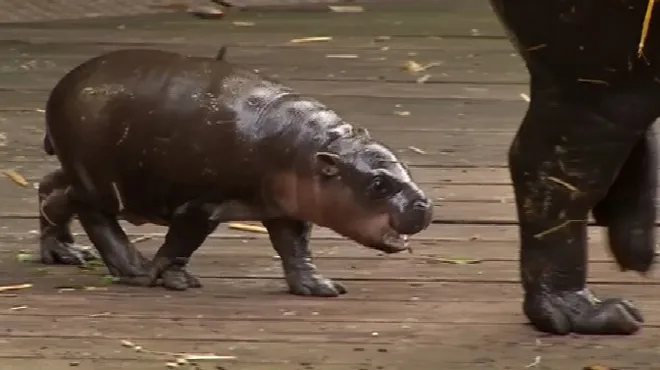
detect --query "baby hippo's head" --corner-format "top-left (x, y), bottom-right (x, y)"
top-left (303, 130), bottom-right (433, 253)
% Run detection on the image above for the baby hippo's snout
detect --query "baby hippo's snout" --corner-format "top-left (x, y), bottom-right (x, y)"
top-left (391, 195), bottom-right (433, 235)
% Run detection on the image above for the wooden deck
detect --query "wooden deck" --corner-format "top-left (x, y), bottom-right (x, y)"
top-left (0, 2), bottom-right (659, 369)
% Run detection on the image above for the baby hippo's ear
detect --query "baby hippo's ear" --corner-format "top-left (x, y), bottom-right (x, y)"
top-left (355, 127), bottom-right (370, 138)
top-left (315, 152), bottom-right (341, 177)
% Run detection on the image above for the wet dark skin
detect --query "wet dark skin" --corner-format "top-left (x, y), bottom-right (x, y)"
top-left (39, 49), bottom-right (433, 295)
top-left (491, 0), bottom-right (660, 335)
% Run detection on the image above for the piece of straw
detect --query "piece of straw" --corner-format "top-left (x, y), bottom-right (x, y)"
top-left (638, 0), bottom-right (656, 58)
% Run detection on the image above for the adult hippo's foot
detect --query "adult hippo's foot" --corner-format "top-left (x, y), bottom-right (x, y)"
top-left (524, 288), bottom-right (643, 335)
top-left (263, 218), bottom-right (346, 297)
top-left (39, 169), bottom-right (99, 265)
top-left (510, 83), bottom-right (657, 335)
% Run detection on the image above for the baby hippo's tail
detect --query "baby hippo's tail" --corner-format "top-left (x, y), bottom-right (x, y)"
top-left (215, 45), bottom-right (228, 61)
top-left (43, 131), bottom-right (55, 155)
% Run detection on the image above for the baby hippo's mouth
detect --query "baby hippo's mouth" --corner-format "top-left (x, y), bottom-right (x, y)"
top-left (380, 230), bottom-right (411, 254)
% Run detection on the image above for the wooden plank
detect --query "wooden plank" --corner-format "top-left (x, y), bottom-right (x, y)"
top-left (0, 296), bottom-right (527, 325)
top-left (6, 293), bottom-right (660, 325)
top-left (0, 279), bottom-right (656, 306)
top-left (0, 313), bottom-right (526, 343)
top-left (0, 217), bottom-right (623, 243)
top-left (1, 245), bottom-right (651, 284)
top-left (0, 5), bottom-right (507, 39)
top-left (0, 74), bottom-right (526, 101)
top-left (0, 35), bottom-right (518, 55)
top-left (0, 42), bottom-right (528, 85)
top-left (0, 353), bottom-right (655, 370)
top-left (0, 360), bottom-right (412, 370)
top-left (0, 32), bottom-right (512, 52)
top-left (0, 234), bottom-right (630, 263)
top-left (0, 338), bottom-right (424, 365)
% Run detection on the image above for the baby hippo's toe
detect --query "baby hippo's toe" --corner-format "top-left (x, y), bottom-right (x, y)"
top-left (285, 271), bottom-right (347, 297)
top-left (149, 256), bottom-right (203, 291)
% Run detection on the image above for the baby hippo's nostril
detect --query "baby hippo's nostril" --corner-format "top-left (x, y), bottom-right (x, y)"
top-left (412, 199), bottom-right (431, 211)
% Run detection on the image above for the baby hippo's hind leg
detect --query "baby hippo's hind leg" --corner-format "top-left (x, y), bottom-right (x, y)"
top-left (263, 218), bottom-right (346, 297)
top-left (76, 206), bottom-right (151, 279)
top-left (145, 206), bottom-right (218, 291)
top-left (592, 127), bottom-right (657, 273)
top-left (39, 169), bottom-right (98, 265)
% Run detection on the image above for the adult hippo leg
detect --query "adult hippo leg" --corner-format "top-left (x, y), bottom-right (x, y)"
top-left (510, 82), bottom-right (655, 335)
top-left (39, 169), bottom-right (98, 265)
top-left (263, 218), bottom-right (346, 297)
top-left (592, 127), bottom-right (657, 272)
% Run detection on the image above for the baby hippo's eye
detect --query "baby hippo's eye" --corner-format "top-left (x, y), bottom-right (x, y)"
top-left (369, 175), bottom-right (396, 199)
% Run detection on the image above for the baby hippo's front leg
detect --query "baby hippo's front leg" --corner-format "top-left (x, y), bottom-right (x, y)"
top-left (263, 218), bottom-right (346, 297)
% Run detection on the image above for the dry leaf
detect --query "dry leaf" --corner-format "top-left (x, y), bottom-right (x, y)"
top-left (229, 223), bottom-right (268, 233)
top-left (416, 74), bottom-right (431, 84)
top-left (325, 54), bottom-right (359, 59)
top-left (402, 60), bottom-right (425, 74)
top-left (4, 169), bottom-right (29, 187)
top-left (84, 286), bottom-right (109, 291)
top-left (89, 311), bottom-right (112, 317)
top-left (182, 354), bottom-right (237, 361)
top-left (130, 235), bottom-right (153, 244)
top-left (210, 0), bottom-right (234, 7)
top-left (328, 5), bottom-right (364, 13)
top-left (408, 146), bottom-right (426, 155)
top-left (120, 338), bottom-right (236, 364)
top-left (403, 61), bottom-right (442, 75)
top-left (188, 6), bottom-right (224, 19)
top-left (16, 251), bottom-right (34, 262)
top-left (290, 36), bottom-right (332, 44)
top-left (525, 356), bottom-right (541, 368)
top-left (232, 21), bottom-right (255, 27)
top-left (428, 257), bottom-right (482, 265)
top-left (0, 283), bottom-right (32, 292)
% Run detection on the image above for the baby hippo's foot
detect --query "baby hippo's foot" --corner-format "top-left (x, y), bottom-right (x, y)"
top-left (524, 288), bottom-right (643, 335)
top-left (146, 256), bottom-right (202, 291)
top-left (285, 270), bottom-right (347, 297)
top-left (40, 235), bottom-right (99, 265)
